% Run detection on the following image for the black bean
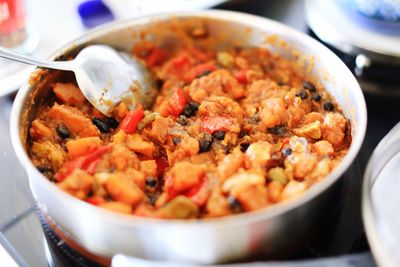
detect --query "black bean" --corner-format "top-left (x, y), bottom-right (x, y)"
top-left (267, 126), bottom-right (287, 135)
top-left (173, 137), bottom-right (181, 145)
top-left (104, 117), bottom-right (119, 129)
top-left (296, 90), bottom-right (308, 100)
top-left (177, 115), bottom-right (188, 126)
top-left (282, 147), bottom-right (292, 157)
top-left (277, 81), bottom-right (285, 86)
top-left (212, 130), bottom-right (226, 140)
top-left (227, 196), bottom-right (243, 213)
top-left (303, 81), bottom-right (316, 92)
top-left (312, 93), bottom-right (321, 102)
top-left (182, 101), bottom-right (200, 118)
top-left (145, 177), bottom-right (157, 187)
top-left (240, 142), bottom-right (250, 152)
top-left (223, 145), bottom-right (231, 154)
top-left (37, 166), bottom-right (52, 173)
top-left (199, 139), bottom-right (212, 153)
top-left (56, 124), bottom-right (70, 139)
top-left (156, 79), bottom-right (164, 89)
top-left (147, 194), bottom-right (158, 206)
top-left (323, 101), bottom-right (334, 111)
top-left (92, 118), bottom-right (110, 133)
top-left (197, 70), bottom-right (212, 78)
top-left (238, 130), bottom-right (248, 138)
top-left (250, 114), bottom-right (260, 124)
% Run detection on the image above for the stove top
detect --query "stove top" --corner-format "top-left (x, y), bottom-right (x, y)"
top-left (0, 0), bottom-right (398, 266)
top-left (305, 0), bottom-right (400, 96)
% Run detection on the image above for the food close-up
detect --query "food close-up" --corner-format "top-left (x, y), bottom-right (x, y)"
top-left (29, 43), bottom-right (351, 219)
top-left (2, 1), bottom-right (399, 267)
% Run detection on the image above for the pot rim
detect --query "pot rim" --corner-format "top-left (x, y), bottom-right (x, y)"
top-left (10, 10), bottom-right (367, 229)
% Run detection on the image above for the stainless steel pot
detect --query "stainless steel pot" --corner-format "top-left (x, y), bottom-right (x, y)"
top-left (10, 10), bottom-right (367, 264)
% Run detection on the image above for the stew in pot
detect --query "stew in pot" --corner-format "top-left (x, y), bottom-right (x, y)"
top-left (28, 40), bottom-right (351, 219)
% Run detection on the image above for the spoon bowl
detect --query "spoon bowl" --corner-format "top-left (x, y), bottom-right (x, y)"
top-left (0, 44), bottom-right (156, 115)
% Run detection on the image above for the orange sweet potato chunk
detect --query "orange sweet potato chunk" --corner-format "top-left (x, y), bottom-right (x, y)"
top-left (66, 137), bottom-right (102, 159)
top-left (52, 83), bottom-right (86, 106)
top-left (48, 104), bottom-right (99, 137)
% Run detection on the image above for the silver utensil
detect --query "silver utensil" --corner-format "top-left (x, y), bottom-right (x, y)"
top-left (0, 45), bottom-right (155, 115)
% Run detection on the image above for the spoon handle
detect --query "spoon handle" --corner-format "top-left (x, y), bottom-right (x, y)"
top-left (0, 46), bottom-right (75, 71)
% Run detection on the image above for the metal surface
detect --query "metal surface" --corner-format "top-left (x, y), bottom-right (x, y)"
top-left (112, 252), bottom-right (375, 267)
top-left (305, 0), bottom-right (400, 62)
top-left (305, 0), bottom-right (400, 97)
top-left (363, 122), bottom-right (400, 267)
top-left (10, 10), bottom-right (367, 264)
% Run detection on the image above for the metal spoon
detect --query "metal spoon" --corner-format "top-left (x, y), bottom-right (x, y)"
top-left (0, 45), bottom-right (156, 116)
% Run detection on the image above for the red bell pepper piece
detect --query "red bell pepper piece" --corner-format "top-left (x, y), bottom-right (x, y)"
top-left (119, 104), bottom-right (144, 134)
top-left (87, 196), bottom-right (106, 206)
top-left (168, 87), bottom-right (186, 117)
top-left (234, 69), bottom-right (248, 84)
top-left (170, 55), bottom-right (191, 69)
top-left (155, 157), bottom-right (169, 177)
top-left (164, 174), bottom-right (209, 206)
top-left (201, 116), bottom-right (234, 134)
top-left (55, 145), bottom-right (113, 182)
top-left (55, 157), bottom-right (86, 182)
top-left (185, 63), bottom-right (216, 82)
top-left (185, 177), bottom-right (210, 207)
top-left (162, 54), bottom-right (192, 79)
top-left (146, 48), bottom-right (167, 67)
top-left (164, 174), bottom-right (179, 202)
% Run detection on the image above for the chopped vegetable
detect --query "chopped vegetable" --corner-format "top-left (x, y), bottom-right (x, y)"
top-left (28, 44), bottom-right (351, 219)
top-left (234, 69), bottom-right (248, 84)
top-left (52, 83), bottom-right (86, 107)
top-left (58, 169), bottom-right (94, 199)
top-left (48, 104), bottom-right (100, 137)
top-left (267, 167), bottom-right (288, 185)
top-left (99, 201), bottom-right (132, 214)
top-left (201, 116), bottom-right (234, 134)
top-left (217, 52), bottom-right (234, 68)
top-left (137, 112), bottom-right (159, 130)
top-left (168, 87), bottom-right (186, 117)
top-left (166, 161), bottom-right (204, 194)
top-left (158, 196), bottom-right (198, 219)
top-left (55, 145), bottom-right (112, 181)
top-left (66, 137), bottom-right (102, 160)
top-left (119, 104), bottom-right (144, 134)
top-left (293, 121), bottom-right (322, 139)
top-left (126, 134), bottom-right (155, 157)
top-left (32, 141), bottom-right (67, 170)
top-left (146, 48), bottom-right (167, 67)
top-left (30, 119), bottom-right (54, 141)
top-left (105, 172), bottom-right (144, 206)
top-left (185, 63), bottom-right (216, 82)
